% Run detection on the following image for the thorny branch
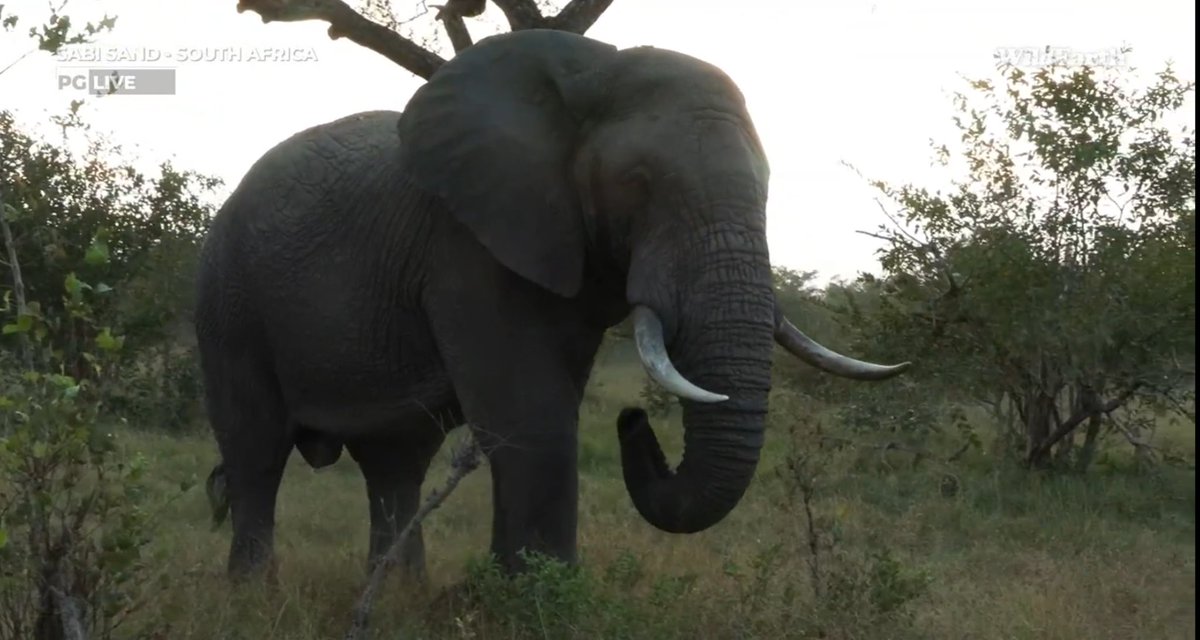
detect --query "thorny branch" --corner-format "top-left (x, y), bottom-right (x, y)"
top-left (344, 434), bottom-right (483, 640)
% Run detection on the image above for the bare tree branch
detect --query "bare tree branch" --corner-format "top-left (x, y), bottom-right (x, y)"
top-left (344, 434), bottom-right (482, 640)
top-left (1112, 420), bottom-right (1158, 458)
top-left (435, 0), bottom-right (486, 17)
top-left (236, 0), bottom-right (447, 79)
top-left (546, 0), bottom-right (614, 33)
top-left (433, 3), bottom-right (475, 52)
top-left (489, 0), bottom-right (546, 30)
top-left (1026, 383), bottom-right (1142, 466)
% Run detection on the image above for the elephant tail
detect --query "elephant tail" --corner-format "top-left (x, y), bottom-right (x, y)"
top-left (205, 462), bottom-right (230, 531)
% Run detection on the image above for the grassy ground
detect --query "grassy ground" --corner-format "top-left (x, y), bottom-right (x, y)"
top-left (114, 340), bottom-right (1195, 639)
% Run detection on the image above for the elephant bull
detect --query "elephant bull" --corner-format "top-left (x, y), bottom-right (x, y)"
top-left (195, 28), bottom-right (909, 580)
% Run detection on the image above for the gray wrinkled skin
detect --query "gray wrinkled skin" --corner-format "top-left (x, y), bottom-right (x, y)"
top-left (195, 29), bottom-right (782, 581)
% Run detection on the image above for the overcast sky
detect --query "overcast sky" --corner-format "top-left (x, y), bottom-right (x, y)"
top-left (1, 0), bottom-right (1195, 283)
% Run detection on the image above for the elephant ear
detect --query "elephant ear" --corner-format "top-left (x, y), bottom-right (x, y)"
top-left (398, 30), bottom-right (617, 298)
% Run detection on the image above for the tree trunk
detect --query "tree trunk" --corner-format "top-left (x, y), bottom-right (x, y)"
top-left (1, 193), bottom-right (34, 370)
top-left (1024, 389), bottom-right (1057, 468)
top-left (1073, 384), bottom-right (1103, 472)
top-left (1052, 388), bottom-right (1075, 465)
top-left (1075, 413), bottom-right (1103, 472)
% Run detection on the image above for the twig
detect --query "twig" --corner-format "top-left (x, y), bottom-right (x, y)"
top-left (795, 462), bottom-right (822, 599)
top-left (1112, 421), bottom-right (1156, 455)
top-left (0, 48), bottom-right (37, 78)
top-left (946, 439), bottom-right (971, 462)
top-left (778, 423), bottom-right (824, 599)
top-left (344, 434), bottom-right (483, 640)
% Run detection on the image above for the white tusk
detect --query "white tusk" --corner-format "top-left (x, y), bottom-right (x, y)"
top-left (632, 305), bottom-right (729, 403)
top-left (773, 305), bottom-right (911, 381)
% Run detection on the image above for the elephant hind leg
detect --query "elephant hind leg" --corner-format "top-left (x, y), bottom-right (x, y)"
top-left (201, 350), bottom-right (292, 580)
top-left (346, 427), bottom-right (446, 582)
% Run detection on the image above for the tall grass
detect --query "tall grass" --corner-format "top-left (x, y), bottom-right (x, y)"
top-left (110, 341), bottom-right (1195, 639)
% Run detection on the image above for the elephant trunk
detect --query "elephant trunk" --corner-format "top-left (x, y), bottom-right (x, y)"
top-left (620, 229), bottom-right (774, 533)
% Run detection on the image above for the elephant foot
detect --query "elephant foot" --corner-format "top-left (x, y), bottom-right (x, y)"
top-left (227, 556), bottom-right (281, 591)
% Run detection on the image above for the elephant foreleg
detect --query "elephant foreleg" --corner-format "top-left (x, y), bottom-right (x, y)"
top-left (477, 424), bottom-right (580, 572)
top-left (426, 305), bottom-right (597, 572)
top-left (346, 430), bottom-right (446, 580)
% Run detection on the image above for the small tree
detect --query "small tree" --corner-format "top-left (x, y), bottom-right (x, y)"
top-left (1, 7), bottom-right (183, 638)
top-left (0, 262), bottom-right (162, 640)
top-left (4, 3), bottom-right (221, 430)
top-left (845, 51), bottom-right (1195, 469)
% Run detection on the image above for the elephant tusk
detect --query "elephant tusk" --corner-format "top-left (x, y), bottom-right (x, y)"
top-left (773, 304), bottom-right (912, 381)
top-left (632, 305), bottom-right (729, 403)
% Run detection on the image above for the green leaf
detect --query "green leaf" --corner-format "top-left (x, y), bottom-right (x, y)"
top-left (64, 272), bottom-right (92, 301)
top-left (48, 374), bottom-right (76, 388)
top-left (2, 314), bottom-right (32, 334)
top-left (96, 327), bottom-right (123, 352)
top-left (84, 237), bottom-right (110, 265)
top-left (0, 528), bottom-right (7, 550)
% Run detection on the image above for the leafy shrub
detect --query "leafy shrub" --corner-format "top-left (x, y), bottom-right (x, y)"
top-left (0, 262), bottom-right (172, 638)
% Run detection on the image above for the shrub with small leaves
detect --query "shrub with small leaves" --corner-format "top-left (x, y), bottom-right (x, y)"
top-left (0, 261), bottom-right (165, 639)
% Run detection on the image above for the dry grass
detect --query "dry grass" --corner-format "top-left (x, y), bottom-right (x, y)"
top-left (108, 343), bottom-right (1194, 639)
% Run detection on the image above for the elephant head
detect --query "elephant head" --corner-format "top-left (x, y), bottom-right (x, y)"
top-left (398, 30), bottom-right (909, 534)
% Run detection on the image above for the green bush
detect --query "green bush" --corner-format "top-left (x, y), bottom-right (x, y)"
top-left (0, 263), bottom-right (175, 638)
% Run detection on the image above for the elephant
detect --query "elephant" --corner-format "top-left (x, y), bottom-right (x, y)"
top-left (194, 28), bottom-right (910, 581)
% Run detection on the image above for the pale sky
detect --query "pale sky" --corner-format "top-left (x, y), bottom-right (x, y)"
top-left (1, 0), bottom-right (1195, 283)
